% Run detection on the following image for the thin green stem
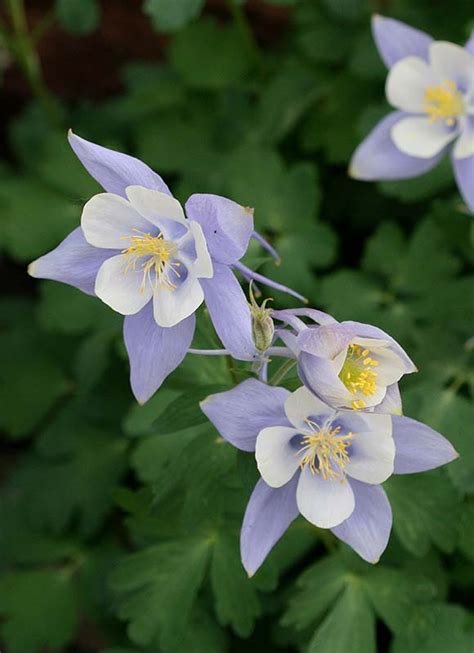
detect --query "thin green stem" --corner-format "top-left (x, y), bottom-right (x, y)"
top-left (226, 355), bottom-right (239, 385)
top-left (227, 0), bottom-right (263, 71)
top-left (31, 8), bottom-right (55, 44)
top-left (270, 358), bottom-right (296, 386)
top-left (6, 0), bottom-right (61, 126)
top-left (447, 371), bottom-right (466, 395)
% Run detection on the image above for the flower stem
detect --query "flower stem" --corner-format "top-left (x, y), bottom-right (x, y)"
top-left (188, 348), bottom-right (231, 356)
top-left (226, 0), bottom-right (263, 71)
top-left (270, 358), bottom-right (296, 386)
top-left (5, 0), bottom-right (61, 127)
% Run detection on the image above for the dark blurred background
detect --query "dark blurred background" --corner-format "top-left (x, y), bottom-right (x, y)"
top-left (0, 1), bottom-right (473, 652)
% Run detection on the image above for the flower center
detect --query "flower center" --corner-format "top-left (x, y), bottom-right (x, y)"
top-left (424, 80), bottom-right (465, 126)
top-left (298, 419), bottom-right (353, 481)
top-left (122, 230), bottom-right (180, 292)
top-left (339, 344), bottom-right (379, 410)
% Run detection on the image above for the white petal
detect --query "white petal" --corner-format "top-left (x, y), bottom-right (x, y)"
top-left (126, 185), bottom-right (186, 224)
top-left (82, 193), bottom-right (155, 249)
top-left (352, 337), bottom-right (408, 387)
top-left (453, 118), bottom-right (474, 159)
top-left (296, 465), bottom-right (355, 528)
top-left (95, 254), bottom-right (153, 315)
top-left (153, 274), bottom-right (204, 328)
top-left (391, 116), bottom-right (457, 158)
top-left (345, 432), bottom-right (395, 484)
top-left (386, 56), bottom-right (437, 112)
top-left (284, 386), bottom-right (333, 431)
top-left (353, 412), bottom-right (393, 438)
top-left (429, 41), bottom-right (474, 90)
top-left (187, 221), bottom-right (213, 279)
top-left (255, 426), bottom-right (301, 488)
top-left (126, 186), bottom-right (188, 241)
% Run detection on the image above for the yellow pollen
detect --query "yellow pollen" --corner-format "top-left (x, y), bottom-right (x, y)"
top-left (298, 419), bottom-right (353, 481)
top-left (122, 230), bottom-right (180, 292)
top-left (424, 80), bottom-right (464, 126)
top-left (339, 344), bottom-right (379, 407)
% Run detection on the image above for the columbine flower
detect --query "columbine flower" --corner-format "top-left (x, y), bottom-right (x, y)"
top-left (349, 16), bottom-right (474, 213)
top-left (274, 309), bottom-right (416, 411)
top-left (201, 379), bottom-right (458, 575)
top-left (28, 132), bottom-right (268, 403)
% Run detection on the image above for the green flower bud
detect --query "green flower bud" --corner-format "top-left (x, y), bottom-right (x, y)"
top-left (249, 282), bottom-right (274, 353)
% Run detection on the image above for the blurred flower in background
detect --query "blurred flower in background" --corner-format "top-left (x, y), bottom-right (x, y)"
top-left (350, 15), bottom-right (474, 212)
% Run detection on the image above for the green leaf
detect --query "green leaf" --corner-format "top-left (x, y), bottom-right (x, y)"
top-left (300, 74), bottom-right (377, 162)
top-left (307, 582), bottom-right (375, 653)
top-left (283, 554), bottom-right (347, 630)
top-left (37, 282), bottom-right (118, 335)
top-left (170, 18), bottom-right (251, 88)
top-left (385, 471), bottom-right (460, 556)
top-left (322, 0), bottom-right (369, 21)
top-left (458, 499), bottom-right (474, 561)
top-left (110, 537), bottom-right (212, 650)
top-left (296, 6), bottom-right (352, 64)
top-left (362, 222), bottom-right (406, 278)
top-left (144, 0), bottom-right (205, 32)
top-left (0, 569), bottom-right (78, 653)
top-left (318, 270), bottom-right (383, 322)
top-left (123, 387), bottom-right (181, 437)
top-left (379, 157), bottom-right (453, 202)
top-left (73, 330), bottom-right (115, 392)
top-left (0, 491), bottom-right (79, 565)
top-left (131, 428), bottom-right (198, 487)
top-left (56, 0), bottom-right (100, 35)
top-left (429, 393), bottom-right (474, 495)
top-left (395, 219), bottom-right (460, 294)
top-left (391, 604), bottom-right (474, 653)
top-left (401, 386), bottom-right (473, 495)
top-left (364, 567), bottom-right (437, 634)
top-left (8, 420), bottom-right (128, 536)
top-left (136, 110), bottom-right (216, 175)
top-left (0, 177), bottom-right (79, 262)
top-left (252, 59), bottom-right (324, 145)
top-left (151, 384), bottom-right (227, 434)
top-left (210, 531), bottom-right (261, 636)
top-left (0, 314), bottom-right (69, 438)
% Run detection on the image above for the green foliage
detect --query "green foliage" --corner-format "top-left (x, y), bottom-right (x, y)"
top-left (170, 18), bottom-right (252, 88)
top-left (144, 0), bottom-right (205, 32)
top-left (110, 537), bottom-right (212, 649)
top-left (55, 0), bottom-right (100, 35)
top-left (0, 0), bottom-right (472, 651)
top-left (0, 569), bottom-right (78, 653)
top-left (284, 551), bottom-right (442, 651)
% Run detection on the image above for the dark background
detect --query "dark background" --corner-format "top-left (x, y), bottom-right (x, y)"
top-left (0, 1), bottom-right (473, 652)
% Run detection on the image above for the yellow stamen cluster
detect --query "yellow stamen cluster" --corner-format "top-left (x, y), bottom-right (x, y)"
top-left (298, 419), bottom-right (353, 481)
top-left (122, 230), bottom-right (180, 293)
top-left (339, 344), bottom-right (379, 410)
top-left (424, 80), bottom-right (464, 126)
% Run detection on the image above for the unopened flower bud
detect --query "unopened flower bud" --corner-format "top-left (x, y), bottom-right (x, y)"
top-left (249, 282), bottom-right (274, 353)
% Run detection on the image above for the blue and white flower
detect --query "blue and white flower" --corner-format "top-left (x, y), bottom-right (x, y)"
top-left (272, 308), bottom-right (416, 411)
top-left (29, 132), bottom-right (300, 403)
top-left (201, 379), bottom-right (458, 575)
top-left (350, 16), bottom-right (474, 212)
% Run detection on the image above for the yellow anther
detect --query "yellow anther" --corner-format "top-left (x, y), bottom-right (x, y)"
top-left (122, 230), bottom-right (179, 292)
top-left (424, 80), bottom-right (464, 126)
top-left (298, 419), bottom-right (353, 481)
top-left (352, 399), bottom-right (367, 410)
top-left (339, 343), bottom-right (379, 402)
